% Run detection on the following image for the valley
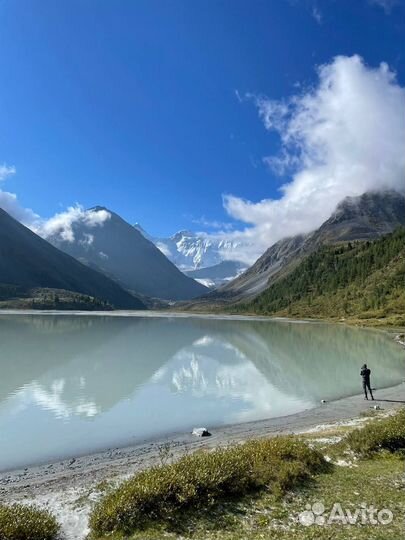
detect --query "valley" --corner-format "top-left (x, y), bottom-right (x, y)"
top-left (1, 6), bottom-right (404, 540)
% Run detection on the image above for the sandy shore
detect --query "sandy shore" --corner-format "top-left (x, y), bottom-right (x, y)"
top-left (0, 384), bottom-right (404, 539)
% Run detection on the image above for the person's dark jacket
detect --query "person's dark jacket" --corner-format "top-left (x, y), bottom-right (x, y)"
top-left (360, 366), bottom-right (371, 383)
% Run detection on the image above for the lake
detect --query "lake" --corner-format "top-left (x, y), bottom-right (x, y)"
top-left (0, 313), bottom-right (404, 471)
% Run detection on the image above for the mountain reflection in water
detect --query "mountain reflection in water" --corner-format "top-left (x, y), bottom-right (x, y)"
top-left (0, 315), bottom-right (403, 470)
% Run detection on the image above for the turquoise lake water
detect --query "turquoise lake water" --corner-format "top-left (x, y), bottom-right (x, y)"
top-left (0, 314), bottom-right (403, 470)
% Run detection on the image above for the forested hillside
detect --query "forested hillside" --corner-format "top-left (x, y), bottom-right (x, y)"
top-left (237, 228), bottom-right (405, 325)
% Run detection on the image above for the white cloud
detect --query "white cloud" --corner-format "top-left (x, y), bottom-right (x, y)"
top-left (37, 205), bottom-right (111, 242)
top-left (0, 189), bottom-right (41, 224)
top-left (0, 176), bottom-right (111, 243)
top-left (0, 163), bottom-right (112, 241)
top-left (0, 163), bottom-right (16, 181)
top-left (216, 55), bottom-right (405, 264)
top-left (0, 164), bottom-right (41, 226)
top-left (1, 56), bottom-right (404, 270)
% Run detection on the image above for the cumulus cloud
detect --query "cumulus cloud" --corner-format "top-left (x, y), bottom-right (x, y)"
top-left (0, 164), bottom-right (41, 226)
top-left (0, 189), bottom-right (41, 224)
top-left (216, 55), bottom-right (405, 264)
top-left (0, 171), bottom-right (110, 242)
top-left (37, 205), bottom-right (111, 242)
top-left (0, 162), bottom-right (112, 241)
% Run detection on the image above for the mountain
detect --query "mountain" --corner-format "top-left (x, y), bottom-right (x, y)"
top-left (308, 190), bottom-right (405, 244)
top-left (47, 207), bottom-right (207, 301)
top-left (0, 208), bottom-right (145, 309)
top-left (193, 190), bottom-right (405, 305)
top-left (244, 227), bottom-right (405, 325)
top-left (185, 260), bottom-right (246, 288)
top-left (210, 234), bottom-right (308, 300)
top-left (134, 225), bottom-right (248, 271)
top-left (133, 225), bottom-right (250, 287)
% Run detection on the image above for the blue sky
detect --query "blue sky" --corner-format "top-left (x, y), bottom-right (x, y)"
top-left (0, 0), bottom-right (404, 237)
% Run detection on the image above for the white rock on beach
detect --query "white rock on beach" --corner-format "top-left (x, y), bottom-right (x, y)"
top-left (192, 427), bottom-right (211, 437)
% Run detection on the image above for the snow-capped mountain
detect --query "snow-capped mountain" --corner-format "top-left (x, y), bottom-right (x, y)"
top-left (133, 225), bottom-right (249, 287)
top-left (134, 225), bottom-right (246, 271)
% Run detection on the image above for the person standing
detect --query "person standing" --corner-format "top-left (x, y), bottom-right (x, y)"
top-left (360, 364), bottom-right (374, 400)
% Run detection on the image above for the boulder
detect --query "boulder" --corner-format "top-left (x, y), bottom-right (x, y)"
top-left (192, 427), bottom-right (211, 437)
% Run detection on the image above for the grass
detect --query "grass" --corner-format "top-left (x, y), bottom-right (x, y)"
top-left (92, 453), bottom-right (405, 540)
top-left (89, 437), bottom-right (327, 537)
top-left (90, 410), bottom-right (405, 540)
top-left (0, 503), bottom-right (59, 540)
top-left (2, 410), bottom-right (397, 540)
top-left (339, 408), bottom-right (405, 457)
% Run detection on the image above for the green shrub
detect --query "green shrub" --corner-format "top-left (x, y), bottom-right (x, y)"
top-left (89, 436), bottom-right (326, 536)
top-left (344, 408), bottom-right (405, 457)
top-left (0, 503), bottom-right (59, 540)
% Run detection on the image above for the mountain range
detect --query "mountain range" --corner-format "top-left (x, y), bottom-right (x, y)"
top-left (0, 189), bottom-right (403, 314)
top-left (133, 225), bottom-right (248, 287)
top-left (133, 225), bottom-right (247, 271)
top-left (46, 207), bottom-right (207, 301)
top-left (187, 190), bottom-right (405, 306)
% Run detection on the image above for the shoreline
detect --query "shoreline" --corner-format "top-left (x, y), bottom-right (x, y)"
top-left (1, 308), bottom-right (403, 332)
top-left (1, 382), bottom-right (403, 491)
top-left (1, 384), bottom-right (403, 540)
top-left (0, 308), bottom-right (312, 322)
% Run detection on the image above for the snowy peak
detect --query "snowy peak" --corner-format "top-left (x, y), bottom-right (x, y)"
top-left (132, 225), bottom-right (249, 287)
top-left (136, 227), bottom-right (246, 271)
